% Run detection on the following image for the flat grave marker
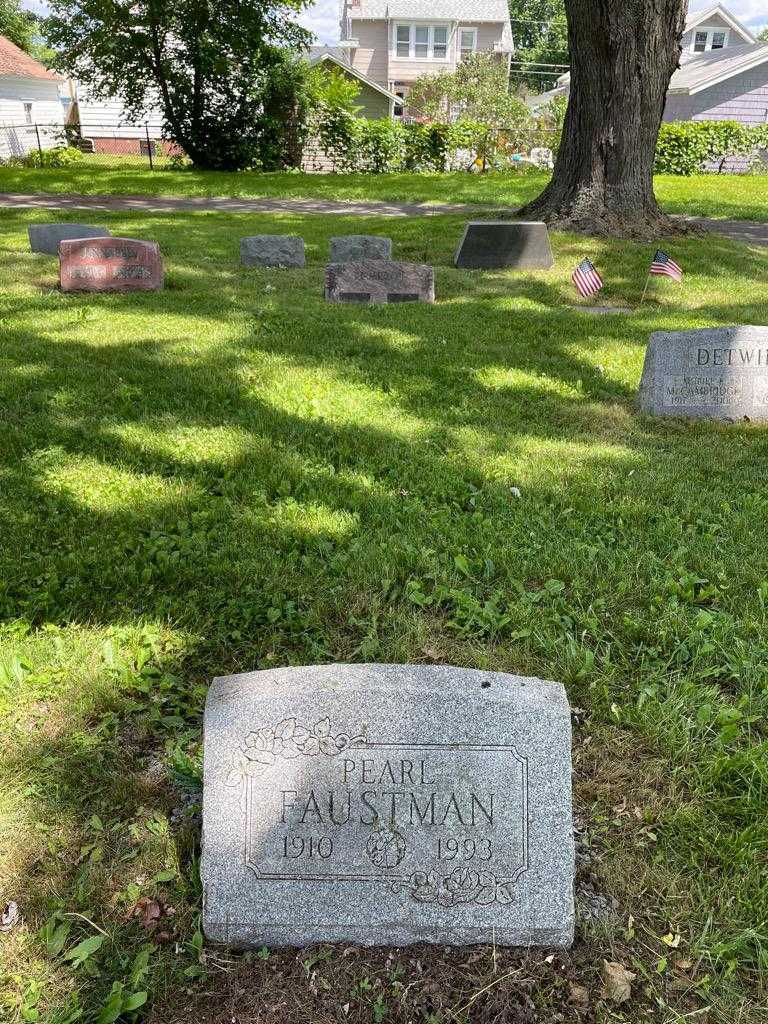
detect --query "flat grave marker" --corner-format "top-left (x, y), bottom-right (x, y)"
top-left (639, 325), bottom-right (768, 421)
top-left (240, 236), bottom-right (306, 268)
top-left (202, 663), bottom-right (574, 948)
top-left (325, 260), bottom-right (434, 305)
top-left (59, 237), bottom-right (163, 292)
top-left (455, 221), bottom-right (554, 270)
top-left (29, 223), bottom-right (111, 256)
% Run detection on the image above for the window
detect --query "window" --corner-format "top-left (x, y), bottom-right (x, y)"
top-left (394, 91), bottom-right (405, 118)
top-left (23, 102), bottom-right (33, 124)
top-left (396, 24), bottom-right (410, 58)
top-left (691, 26), bottom-right (730, 52)
top-left (393, 23), bottom-right (450, 60)
top-left (459, 28), bottom-right (477, 59)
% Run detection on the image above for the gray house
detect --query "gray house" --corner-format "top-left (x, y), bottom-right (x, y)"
top-left (530, 4), bottom-right (768, 128)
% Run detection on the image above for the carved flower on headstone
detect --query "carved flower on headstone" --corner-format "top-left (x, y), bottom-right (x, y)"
top-left (242, 728), bottom-right (277, 767)
top-left (444, 867), bottom-right (482, 903)
top-left (272, 718), bottom-right (311, 758)
top-left (366, 830), bottom-right (407, 868)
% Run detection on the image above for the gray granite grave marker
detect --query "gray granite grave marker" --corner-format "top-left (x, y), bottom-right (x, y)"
top-left (330, 235), bottom-right (393, 263)
top-left (202, 663), bottom-right (574, 948)
top-left (455, 221), bottom-right (554, 270)
top-left (638, 326), bottom-right (768, 421)
top-left (325, 260), bottom-right (434, 304)
top-left (240, 236), bottom-right (306, 268)
top-left (29, 223), bottom-right (112, 256)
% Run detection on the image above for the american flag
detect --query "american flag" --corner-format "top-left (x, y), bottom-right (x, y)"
top-left (571, 257), bottom-right (604, 298)
top-left (650, 249), bottom-right (682, 282)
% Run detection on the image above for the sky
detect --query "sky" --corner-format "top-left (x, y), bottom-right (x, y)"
top-left (298, 0), bottom-right (768, 44)
top-left (18, 0), bottom-right (768, 44)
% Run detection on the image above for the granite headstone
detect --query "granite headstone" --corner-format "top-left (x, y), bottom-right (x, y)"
top-left (59, 237), bottom-right (163, 293)
top-left (330, 235), bottom-right (393, 263)
top-left (639, 326), bottom-right (768, 421)
top-left (455, 221), bottom-right (554, 270)
top-left (29, 223), bottom-right (112, 256)
top-left (240, 236), bottom-right (306, 268)
top-left (325, 260), bottom-right (434, 304)
top-left (202, 663), bottom-right (574, 948)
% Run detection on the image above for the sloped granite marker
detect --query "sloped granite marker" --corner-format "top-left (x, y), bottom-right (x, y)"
top-left (455, 221), bottom-right (554, 270)
top-left (59, 237), bottom-right (163, 292)
top-left (325, 260), bottom-right (434, 304)
top-left (639, 326), bottom-right (768, 421)
top-left (330, 235), bottom-right (392, 263)
top-left (240, 236), bottom-right (305, 268)
top-left (202, 663), bottom-right (574, 948)
top-left (29, 223), bottom-right (111, 256)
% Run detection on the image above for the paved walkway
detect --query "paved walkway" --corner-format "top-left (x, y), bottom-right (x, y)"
top-left (1, 191), bottom-right (766, 246)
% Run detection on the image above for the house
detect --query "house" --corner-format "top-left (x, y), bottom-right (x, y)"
top-left (309, 46), bottom-right (400, 118)
top-left (0, 34), bottom-right (67, 159)
top-left (336, 0), bottom-right (514, 115)
top-left (529, 4), bottom-right (768, 130)
top-left (71, 85), bottom-right (167, 157)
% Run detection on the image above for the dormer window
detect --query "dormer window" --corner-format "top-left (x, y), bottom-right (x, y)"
top-left (692, 27), bottom-right (730, 52)
top-left (393, 23), bottom-right (451, 60)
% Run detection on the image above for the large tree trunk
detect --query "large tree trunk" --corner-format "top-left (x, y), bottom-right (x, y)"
top-left (518, 0), bottom-right (688, 238)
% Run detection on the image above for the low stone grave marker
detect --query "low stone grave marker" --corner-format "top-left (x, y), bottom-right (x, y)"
top-left (325, 260), bottom-right (434, 305)
top-left (59, 237), bottom-right (163, 292)
top-left (29, 223), bottom-right (112, 256)
top-left (202, 663), bottom-right (574, 948)
top-left (240, 236), bottom-right (305, 268)
top-left (639, 325), bottom-right (768, 421)
top-left (455, 221), bottom-right (554, 270)
top-left (330, 235), bottom-right (393, 263)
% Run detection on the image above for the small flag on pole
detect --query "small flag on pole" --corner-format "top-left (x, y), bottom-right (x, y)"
top-left (571, 257), bottom-right (604, 298)
top-left (650, 249), bottom-right (683, 282)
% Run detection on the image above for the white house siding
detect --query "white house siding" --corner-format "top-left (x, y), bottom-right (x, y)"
top-left (0, 76), bottom-right (66, 158)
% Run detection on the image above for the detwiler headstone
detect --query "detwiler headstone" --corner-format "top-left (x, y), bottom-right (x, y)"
top-left (240, 236), bottom-right (306, 268)
top-left (638, 326), bottom-right (768, 421)
top-left (325, 260), bottom-right (434, 304)
top-left (202, 663), bottom-right (574, 948)
top-left (330, 235), bottom-right (393, 263)
top-left (29, 223), bottom-right (112, 256)
top-left (455, 221), bottom-right (554, 270)
top-left (59, 237), bottom-right (163, 293)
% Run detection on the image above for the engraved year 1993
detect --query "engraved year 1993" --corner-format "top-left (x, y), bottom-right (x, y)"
top-left (438, 837), bottom-right (492, 861)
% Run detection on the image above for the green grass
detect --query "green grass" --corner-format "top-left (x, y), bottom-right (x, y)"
top-left (1, 164), bottom-right (767, 220)
top-left (1, 208), bottom-right (768, 1023)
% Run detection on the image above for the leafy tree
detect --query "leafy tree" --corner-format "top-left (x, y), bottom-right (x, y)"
top-left (0, 0), bottom-right (36, 52)
top-left (508, 0), bottom-right (568, 91)
top-left (518, 0), bottom-right (688, 237)
top-left (408, 53), bottom-right (529, 127)
top-left (44, 0), bottom-right (313, 171)
top-left (758, 27), bottom-right (768, 42)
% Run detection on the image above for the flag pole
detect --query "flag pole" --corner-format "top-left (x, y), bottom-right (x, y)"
top-left (638, 271), bottom-right (652, 307)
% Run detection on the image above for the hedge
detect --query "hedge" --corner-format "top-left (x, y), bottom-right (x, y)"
top-left (655, 121), bottom-right (768, 175)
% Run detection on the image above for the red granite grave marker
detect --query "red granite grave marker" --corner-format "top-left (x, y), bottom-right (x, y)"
top-left (59, 237), bottom-right (163, 293)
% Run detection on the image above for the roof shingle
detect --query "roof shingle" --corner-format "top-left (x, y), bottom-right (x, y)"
top-left (0, 34), bottom-right (61, 80)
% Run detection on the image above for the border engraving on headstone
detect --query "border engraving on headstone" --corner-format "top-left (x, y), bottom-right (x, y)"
top-left (454, 222), bottom-right (554, 270)
top-left (638, 326), bottom-right (768, 421)
top-left (202, 664), bottom-right (573, 948)
top-left (325, 261), bottom-right (435, 304)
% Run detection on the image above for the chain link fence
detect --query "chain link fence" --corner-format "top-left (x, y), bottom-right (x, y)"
top-left (0, 122), bottom-right (180, 169)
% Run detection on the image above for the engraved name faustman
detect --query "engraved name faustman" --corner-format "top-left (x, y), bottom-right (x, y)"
top-left (202, 664), bottom-right (574, 948)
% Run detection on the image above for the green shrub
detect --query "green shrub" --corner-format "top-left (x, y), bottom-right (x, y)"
top-left (16, 145), bottom-right (85, 169)
top-left (655, 121), bottom-right (768, 175)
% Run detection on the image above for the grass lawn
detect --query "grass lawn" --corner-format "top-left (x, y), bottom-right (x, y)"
top-left (1, 207), bottom-right (768, 1023)
top-left (0, 164), bottom-right (767, 221)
